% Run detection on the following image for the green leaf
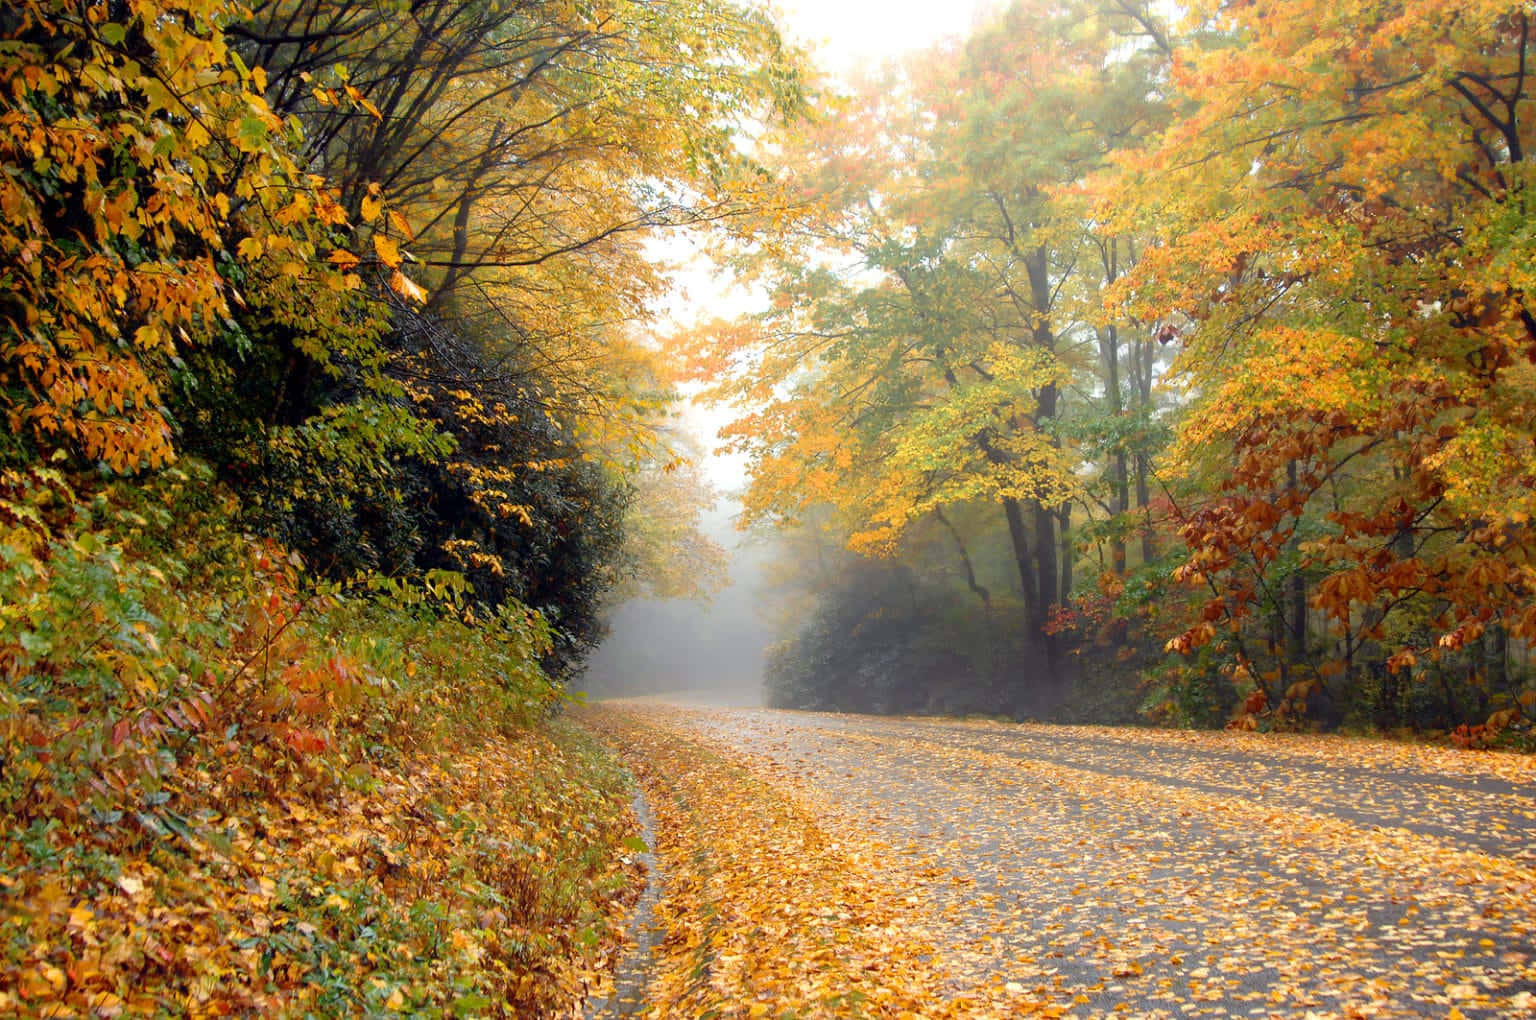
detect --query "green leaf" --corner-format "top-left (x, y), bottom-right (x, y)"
top-left (18, 630), bottom-right (51, 657)
top-left (451, 993), bottom-right (491, 1016)
top-left (236, 116), bottom-right (268, 150)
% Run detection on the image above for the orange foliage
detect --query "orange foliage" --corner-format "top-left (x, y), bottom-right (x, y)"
top-left (0, 0), bottom-right (368, 472)
top-left (1110, 0), bottom-right (1536, 695)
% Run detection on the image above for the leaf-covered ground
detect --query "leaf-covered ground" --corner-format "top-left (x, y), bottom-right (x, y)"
top-left (1, 712), bottom-right (640, 1018)
top-left (0, 475), bottom-right (645, 1018)
top-left (583, 702), bottom-right (1536, 1019)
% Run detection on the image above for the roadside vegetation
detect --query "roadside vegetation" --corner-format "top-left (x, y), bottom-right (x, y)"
top-left (1, 466), bottom-right (641, 1015)
top-left (0, 0), bottom-right (791, 1014)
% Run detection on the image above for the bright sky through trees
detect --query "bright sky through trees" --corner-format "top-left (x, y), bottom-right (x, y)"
top-left (668, 0), bottom-right (1003, 491)
top-left (774, 0), bottom-right (1000, 74)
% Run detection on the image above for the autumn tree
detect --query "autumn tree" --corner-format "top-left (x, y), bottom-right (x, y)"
top-left (925, 0), bottom-right (1176, 631)
top-left (38, 0), bottom-right (800, 666)
top-left (228, 0), bottom-right (805, 451)
top-left (1112, 0), bottom-right (1536, 728)
top-left (0, 0), bottom-right (369, 474)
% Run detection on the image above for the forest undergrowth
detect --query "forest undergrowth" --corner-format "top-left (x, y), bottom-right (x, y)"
top-left (0, 466), bottom-right (641, 1018)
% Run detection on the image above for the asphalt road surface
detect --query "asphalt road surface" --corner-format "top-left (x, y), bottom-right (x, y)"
top-left (613, 703), bottom-right (1536, 1019)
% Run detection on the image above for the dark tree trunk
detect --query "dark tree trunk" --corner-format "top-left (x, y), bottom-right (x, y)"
top-left (1133, 330), bottom-right (1158, 566)
top-left (1057, 503), bottom-right (1073, 606)
top-left (1002, 496), bottom-right (1040, 630)
top-left (1486, 622), bottom-right (1509, 692)
top-left (1285, 461), bottom-right (1307, 662)
top-left (1033, 502), bottom-right (1059, 616)
top-left (1101, 325), bottom-right (1130, 574)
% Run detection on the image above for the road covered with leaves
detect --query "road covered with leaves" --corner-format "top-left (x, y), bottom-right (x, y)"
top-left (583, 702), bottom-right (1536, 1019)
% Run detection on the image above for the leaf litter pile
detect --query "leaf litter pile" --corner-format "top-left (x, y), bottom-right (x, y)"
top-left (584, 702), bottom-right (1536, 1019)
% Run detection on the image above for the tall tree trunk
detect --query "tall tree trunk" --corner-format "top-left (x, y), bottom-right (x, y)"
top-left (1024, 246), bottom-right (1065, 672)
top-left (1132, 329), bottom-right (1159, 565)
top-left (1100, 325), bottom-right (1129, 575)
top-left (1033, 502), bottom-right (1059, 614)
top-left (1002, 496), bottom-right (1040, 630)
top-left (431, 120), bottom-right (507, 307)
top-left (1486, 621), bottom-right (1509, 693)
top-left (1031, 500), bottom-right (1062, 674)
top-left (1057, 503), bottom-right (1073, 605)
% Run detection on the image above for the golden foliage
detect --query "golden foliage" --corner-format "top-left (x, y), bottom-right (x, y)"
top-left (0, 0), bottom-right (372, 472)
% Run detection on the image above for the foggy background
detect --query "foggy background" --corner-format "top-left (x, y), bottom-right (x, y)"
top-left (580, 500), bottom-right (776, 706)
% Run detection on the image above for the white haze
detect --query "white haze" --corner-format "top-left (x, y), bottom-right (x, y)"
top-left (580, 502), bottom-right (777, 706)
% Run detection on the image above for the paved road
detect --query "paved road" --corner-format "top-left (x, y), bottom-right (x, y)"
top-left (629, 704), bottom-right (1536, 1019)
